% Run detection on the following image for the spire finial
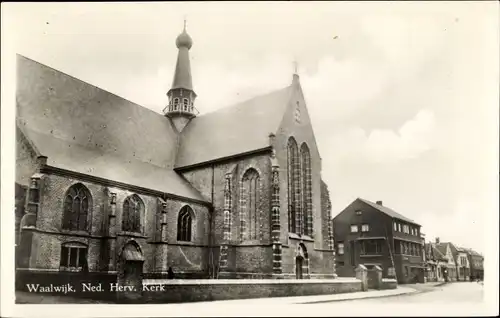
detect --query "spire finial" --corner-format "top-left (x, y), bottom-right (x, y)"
top-left (183, 15), bottom-right (187, 31)
top-left (293, 59), bottom-right (298, 74)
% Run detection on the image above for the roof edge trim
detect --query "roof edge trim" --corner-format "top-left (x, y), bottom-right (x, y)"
top-left (16, 122), bottom-right (42, 158)
top-left (175, 146), bottom-right (273, 171)
top-left (41, 165), bottom-right (211, 206)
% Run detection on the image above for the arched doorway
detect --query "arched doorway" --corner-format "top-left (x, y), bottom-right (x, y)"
top-left (117, 241), bottom-right (144, 302)
top-left (295, 243), bottom-right (309, 279)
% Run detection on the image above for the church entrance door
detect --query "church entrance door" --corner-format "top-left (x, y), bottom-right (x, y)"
top-left (118, 241), bottom-right (144, 302)
top-left (296, 256), bottom-right (304, 279)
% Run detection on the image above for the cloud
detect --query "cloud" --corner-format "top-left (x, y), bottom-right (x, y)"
top-left (328, 109), bottom-right (436, 165)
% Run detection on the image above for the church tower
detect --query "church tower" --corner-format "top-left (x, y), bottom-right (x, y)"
top-left (163, 20), bottom-right (197, 132)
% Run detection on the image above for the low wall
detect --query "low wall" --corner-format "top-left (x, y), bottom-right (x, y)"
top-left (15, 269), bottom-right (118, 302)
top-left (381, 278), bottom-right (398, 290)
top-left (140, 278), bottom-right (362, 304)
top-left (16, 270), bottom-right (363, 304)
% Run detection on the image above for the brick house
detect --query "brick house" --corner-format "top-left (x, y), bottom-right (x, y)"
top-left (332, 198), bottom-right (425, 284)
top-left (465, 248), bottom-right (484, 280)
top-left (434, 240), bottom-right (458, 281)
top-left (424, 241), bottom-right (448, 282)
top-left (15, 25), bottom-right (336, 287)
top-left (455, 247), bottom-right (471, 281)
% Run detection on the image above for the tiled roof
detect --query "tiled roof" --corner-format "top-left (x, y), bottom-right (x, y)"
top-left (358, 198), bottom-right (418, 225)
top-left (434, 243), bottom-right (452, 258)
top-left (16, 55), bottom-right (206, 202)
top-left (175, 86), bottom-right (292, 168)
top-left (464, 248), bottom-right (483, 257)
top-left (21, 127), bottom-right (207, 202)
top-left (431, 244), bottom-right (447, 261)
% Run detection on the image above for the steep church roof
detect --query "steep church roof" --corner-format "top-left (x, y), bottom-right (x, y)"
top-left (175, 86), bottom-right (293, 169)
top-left (16, 54), bottom-right (207, 202)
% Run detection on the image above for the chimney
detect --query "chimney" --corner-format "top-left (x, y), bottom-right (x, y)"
top-left (435, 237), bottom-right (440, 244)
top-left (376, 200), bottom-right (383, 206)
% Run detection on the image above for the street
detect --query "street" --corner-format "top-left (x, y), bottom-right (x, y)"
top-left (16, 281), bottom-right (483, 305)
top-left (308, 281), bottom-right (484, 304)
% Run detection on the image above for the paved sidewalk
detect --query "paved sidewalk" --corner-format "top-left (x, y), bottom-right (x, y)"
top-left (164, 286), bottom-right (418, 307)
top-left (17, 286), bottom-right (417, 305)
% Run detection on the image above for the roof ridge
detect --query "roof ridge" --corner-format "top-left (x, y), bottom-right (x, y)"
top-left (17, 54), bottom-right (166, 119)
top-left (357, 197), bottom-right (417, 224)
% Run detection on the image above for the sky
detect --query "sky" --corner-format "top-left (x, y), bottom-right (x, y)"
top-left (2, 2), bottom-right (499, 254)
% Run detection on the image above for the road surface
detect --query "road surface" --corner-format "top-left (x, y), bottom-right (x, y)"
top-left (308, 281), bottom-right (484, 304)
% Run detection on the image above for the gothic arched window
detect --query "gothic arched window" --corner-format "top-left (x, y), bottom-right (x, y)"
top-left (122, 195), bottom-right (144, 233)
top-left (239, 168), bottom-right (260, 241)
top-left (287, 137), bottom-right (301, 234)
top-left (177, 206), bottom-right (193, 242)
top-left (62, 183), bottom-right (92, 231)
top-left (301, 143), bottom-right (313, 236)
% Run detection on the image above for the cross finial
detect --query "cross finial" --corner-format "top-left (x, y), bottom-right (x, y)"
top-left (183, 16), bottom-right (187, 31)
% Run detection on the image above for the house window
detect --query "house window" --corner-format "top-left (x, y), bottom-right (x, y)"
top-left (350, 225), bottom-right (358, 233)
top-left (393, 222), bottom-right (397, 231)
top-left (122, 195), bottom-right (144, 233)
top-left (62, 183), bottom-right (92, 232)
top-left (301, 143), bottom-right (312, 236)
top-left (403, 225), bottom-right (409, 234)
top-left (337, 242), bottom-right (344, 255)
top-left (361, 224), bottom-right (370, 232)
top-left (60, 242), bottom-right (88, 272)
top-left (398, 223), bottom-right (402, 232)
top-left (177, 206), bottom-right (194, 242)
top-left (360, 240), bottom-right (381, 255)
top-left (287, 137), bottom-right (301, 234)
top-left (239, 168), bottom-right (260, 241)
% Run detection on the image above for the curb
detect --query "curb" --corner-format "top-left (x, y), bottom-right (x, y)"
top-left (299, 288), bottom-right (418, 304)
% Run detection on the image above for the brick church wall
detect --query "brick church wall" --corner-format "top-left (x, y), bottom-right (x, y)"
top-left (270, 80), bottom-right (334, 277)
top-left (22, 172), bottom-right (211, 276)
top-left (181, 152), bottom-right (273, 275)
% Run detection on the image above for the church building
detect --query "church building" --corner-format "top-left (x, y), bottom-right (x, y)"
top-left (15, 24), bottom-right (336, 284)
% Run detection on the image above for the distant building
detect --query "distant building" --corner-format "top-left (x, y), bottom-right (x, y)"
top-left (424, 241), bottom-right (448, 282)
top-left (455, 247), bottom-right (471, 281)
top-left (465, 248), bottom-right (484, 280)
top-left (434, 240), bottom-right (458, 281)
top-left (332, 198), bottom-right (425, 284)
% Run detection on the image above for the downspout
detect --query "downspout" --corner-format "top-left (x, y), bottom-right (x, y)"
top-left (209, 164), bottom-right (215, 278)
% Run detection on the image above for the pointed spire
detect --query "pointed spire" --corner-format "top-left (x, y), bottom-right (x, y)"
top-left (292, 58), bottom-right (300, 85)
top-left (164, 20), bottom-right (197, 127)
top-left (171, 21), bottom-right (194, 91)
